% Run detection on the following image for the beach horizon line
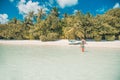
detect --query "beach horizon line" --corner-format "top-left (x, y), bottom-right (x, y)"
top-left (0, 39), bottom-right (120, 48)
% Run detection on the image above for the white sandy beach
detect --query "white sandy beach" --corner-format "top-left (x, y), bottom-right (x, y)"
top-left (0, 40), bottom-right (120, 48)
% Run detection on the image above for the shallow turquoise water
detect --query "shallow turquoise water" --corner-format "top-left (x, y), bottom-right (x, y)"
top-left (0, 44), bottom-right (120, 80)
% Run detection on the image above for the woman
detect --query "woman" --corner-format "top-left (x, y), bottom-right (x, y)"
top-left (81, 39), bottom-right (86, 52)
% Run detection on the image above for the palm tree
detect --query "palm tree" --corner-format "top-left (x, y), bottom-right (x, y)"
top-left (81, 12), bottom-right (94, 39)
top-left (36, 9), bottom-right (46, 23)
top-left (51, 7), bottom-right (59, 17)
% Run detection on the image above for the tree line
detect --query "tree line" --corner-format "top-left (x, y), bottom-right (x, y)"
top-left (0, 7), bottom-right (120, 41)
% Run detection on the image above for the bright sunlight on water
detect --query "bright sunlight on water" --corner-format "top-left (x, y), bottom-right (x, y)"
top-left (0, 44), bottom-right (120, 80)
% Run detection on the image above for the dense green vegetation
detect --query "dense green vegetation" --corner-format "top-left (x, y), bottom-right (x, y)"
top-left (0, 8), bottom-right (120, 41)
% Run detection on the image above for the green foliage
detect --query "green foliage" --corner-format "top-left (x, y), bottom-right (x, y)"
top-left (106, 8), bottom-right (120, 17)
top-left (0, 8), bottom-right (120, 41)
top-left (39, 32), bottom-right (59, 41)
top-left (105, 35), bottom-right (115, 41)
top-left (64, 27), bottom-right (75, 39)
top-left (29, 34), bottom-right (35, 40)
top-left (94, 35), bottom-right (102, 41)
top-left (40, 35), bottom-right (47, 41)
top-left (47, 33), bottom-right (59, 41)
top-left (118, 35), bottom-right (120, 40)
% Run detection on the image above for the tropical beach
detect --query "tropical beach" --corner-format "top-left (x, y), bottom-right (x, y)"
top-left (0, 41), bottom-right (120, 80)
top-left (0, 0), bottom-right (120, 80)
top-left (0, 40), bottom-right (120, 48)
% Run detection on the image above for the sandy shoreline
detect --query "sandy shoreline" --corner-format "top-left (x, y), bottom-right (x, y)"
top-left (0, 40), bottom-right (120, 48)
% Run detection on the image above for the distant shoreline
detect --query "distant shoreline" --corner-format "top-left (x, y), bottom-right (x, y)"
top-left (0, 40), bottom-right (120, 48)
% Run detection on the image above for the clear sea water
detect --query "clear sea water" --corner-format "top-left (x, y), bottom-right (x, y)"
top-left (0, 44), bottom-right (120, 80)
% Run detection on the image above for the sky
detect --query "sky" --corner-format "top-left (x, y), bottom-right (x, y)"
top-left (0, 0), bottom-right (120, 24)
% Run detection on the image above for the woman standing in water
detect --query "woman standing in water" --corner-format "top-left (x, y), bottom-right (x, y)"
top-left (81, 39), bottom-right (86, 52)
